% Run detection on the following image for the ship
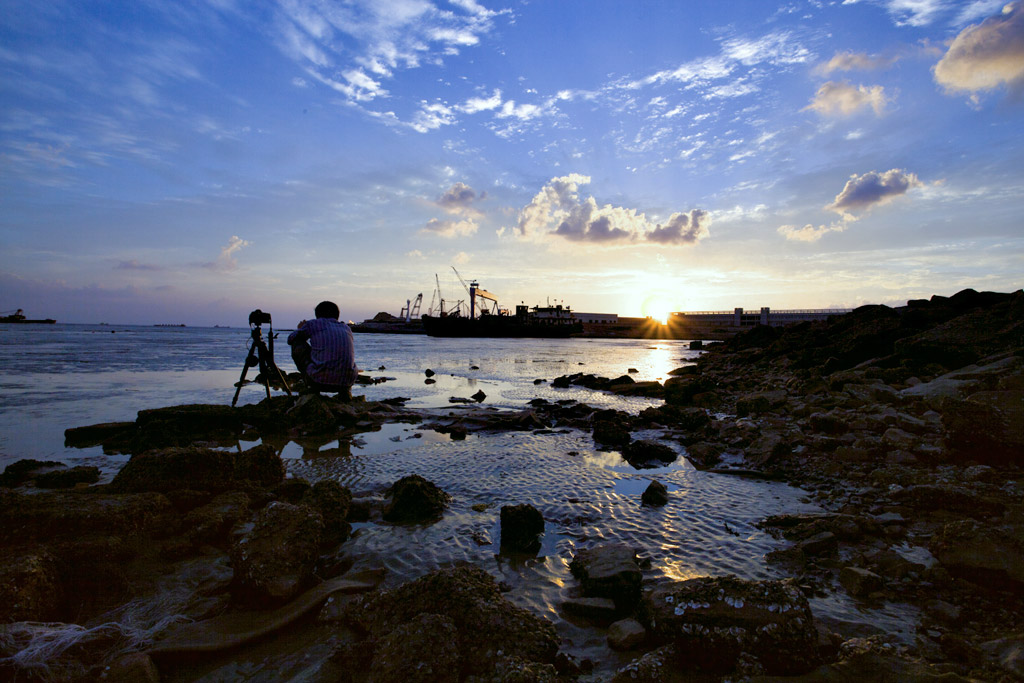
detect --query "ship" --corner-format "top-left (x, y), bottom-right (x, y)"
top-left (0, 309), bottom-right (56, 324)
top-left (420, 273), bottom-right (582, 338)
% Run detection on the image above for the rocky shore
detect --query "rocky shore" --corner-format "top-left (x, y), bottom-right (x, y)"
top-left (1, 288), bottom-right (1021, 681)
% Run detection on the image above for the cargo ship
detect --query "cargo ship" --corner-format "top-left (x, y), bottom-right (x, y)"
top-left (421, 275), bottom-right (582, 338)
top-left (0, 309), bottom-right (55, 324)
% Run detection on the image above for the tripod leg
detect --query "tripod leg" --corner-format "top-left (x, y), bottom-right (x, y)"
top-left (231, 345), bottom-right (259, 407)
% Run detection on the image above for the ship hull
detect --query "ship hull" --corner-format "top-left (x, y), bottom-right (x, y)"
top-left (422, 314), bottom-right (581, 338)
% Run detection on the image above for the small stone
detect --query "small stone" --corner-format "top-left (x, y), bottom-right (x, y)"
top-left (641, 480), bottom-right (669, 506)
top-left (607, 618), bottom-right (646, 650)
top-left (839, 566), bottom-right (884, 598)
top-left (424, 369), bottom-right (435, 377)
top-left (500, 503), bottom-right (544, 553)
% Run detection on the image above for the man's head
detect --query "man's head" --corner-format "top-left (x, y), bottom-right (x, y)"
top-left (314, 301), bottom-right (340, 319)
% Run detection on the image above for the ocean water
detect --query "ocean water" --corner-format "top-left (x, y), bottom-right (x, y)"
top-left (0, 323), bottom-right (918, 674)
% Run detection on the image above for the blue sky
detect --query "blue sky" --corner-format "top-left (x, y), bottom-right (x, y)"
top-left (2, 0), bottom-right (1022, 325)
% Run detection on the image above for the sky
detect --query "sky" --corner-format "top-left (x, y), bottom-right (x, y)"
top-left (2, 0), bottom-right (1023, 326)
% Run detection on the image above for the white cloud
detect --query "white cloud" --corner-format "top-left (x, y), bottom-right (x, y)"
top-left (204, 235), bottom-right (250, 271)
top-left (934, 2), bottom-right (1024, 96)
top-left (805, 81), bottom-right (888, 116)
top-left (514, 175), bottom-right (711, 247)
top-left (778, 223), bottom-right (847, 242)
top-left (423, 218), bottom-right (477, 237)
top-left (816, 51), bottom-right (899, 74)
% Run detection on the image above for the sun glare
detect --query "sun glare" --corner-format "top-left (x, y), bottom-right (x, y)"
top-left (642, 295), bottom-right (674, 325)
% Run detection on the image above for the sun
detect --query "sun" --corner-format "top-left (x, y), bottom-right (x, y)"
top-left (642, 294), bottom-right (674, 325)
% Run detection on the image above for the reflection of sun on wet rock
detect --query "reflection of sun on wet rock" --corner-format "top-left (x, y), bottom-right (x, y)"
top-left (382, 474), bottom-right (450, 524)
top-left (645, 575), bottom-right (820, 675)
top-left (499, 503), bottom-right (544, 554)
top-left (229, 501), bottom-right (324, 607)
top-left (343, 565), bottom-right (559, 679)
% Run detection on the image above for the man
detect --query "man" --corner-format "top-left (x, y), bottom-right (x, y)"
top-left (287, 301), bottom-right (358, 398)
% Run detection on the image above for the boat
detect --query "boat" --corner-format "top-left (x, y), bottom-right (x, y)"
top-left (420, 274), bottom-right (582, 338)
top-left (0, 309), bottom-right (56, 324)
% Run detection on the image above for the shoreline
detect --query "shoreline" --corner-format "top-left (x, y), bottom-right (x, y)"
top-left (1, 287), bottom-right (1021, 681)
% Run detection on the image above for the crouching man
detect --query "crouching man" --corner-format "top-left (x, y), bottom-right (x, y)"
top-left (287, 300), bottom-right (357, 399)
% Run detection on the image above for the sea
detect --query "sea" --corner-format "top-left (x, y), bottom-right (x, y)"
top-left (0, 323), bottom-right (920, 675)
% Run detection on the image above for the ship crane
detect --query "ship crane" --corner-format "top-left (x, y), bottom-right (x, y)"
top-left (452, 267), bottom-right (500, 319)
top-left (400, 293), bottom-right (423, 323)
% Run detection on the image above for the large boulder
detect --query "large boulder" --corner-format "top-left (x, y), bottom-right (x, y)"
top-left (0, 549), bottom-right (62, 623)
top-left (929, 519), bottom-right (1024, 588)
top-left (622, 440), bottom-right (678, 469)
top-left (500, 503), bottom-right (545, 554)
top-left (109, 444), bottom-right (284, 495)
top-left (570, 544), bottom-right (643, 610)
top-left (229, 501), bottom-right (324, 606)
top-left (346, 564), bottom-right (559, 678)
top-left (300, 480), bottom-right (352, 546)
top-left (369, 613), bottom-right (460, 683)
top-left (644, 575), bottom-right (819, 675)
top-left (182, 491), bottom-right (251, 548)
top-left (382, 474), bottom-right (450, 524)
top-left (593, 420), bottom-right (632, 448)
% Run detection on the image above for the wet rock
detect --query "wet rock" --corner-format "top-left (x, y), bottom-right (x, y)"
top-left (0, 459), bottom-right (64, 487)
top-left (638, 404), bottom-right (710, 430)
top-left (382, 474), bottom-right (451, 524)
top-left (109, 444), bottom-right (284, 495)
top-left (424, 368), bottom-right (435, 377)
top-left (301, 480), bottom-right (352, 546)
top-left (561, 596), bottom-right (618, 623)
top-left (346, 565), bottom-right (558, 678)
top-left (795, 531), bottom-right (838, 557)
top-left (612, 644), bottom-right (676, 682)
top-left (285, 394), bottom-right (339, 434)
top-left (0, 549), bottom-right (62, 622)
top-left (104, 653), bottom-right (160, 683)
top-left (369, 612), bottom-right (460, 683)
top-left (941, 395), bottom-right (1022, 465)
top-left (622, 440), bottom-right (677, 468)
top-left (593, 419), bottom-right (631, 447)
top-left (570, 543), bottom-right (642, 610)
top-left (763, 637), bottom-right (974, 682)
top-left (981, 634), bottom-right (1024, 680)
top-left (641, 480), bottom-right (669, 506)
top-left (891, 485), bottom-right (1005, 518)
top-left (273, 477), bottom-right (311, 503)
top-left (929, 519), bottom-right (1024, 587)
top-left (685, 442), bottom-right (723, 468)
top-left (839, 566), bottom-right (884, 598)
top-left (33, 465), bottom-right (100, 489)
top-left (645, 575), bottom-right (818, 675)
top-left (500, 503), bottom-right (544, 554)
top-left (229, 501), bottom-right (323, 606)
top-left (663, 375), bottom-right (713, 406)
top-left (183, 491), bottom-right (250, 548)
top-left (808, 412), bottom-right (849, 435)
top-left (608, 618), bottom-right (647, 650)
top-left (471, 389), bottom-right (486, 402)
top-left (63, 421), bottom-right (136, 449)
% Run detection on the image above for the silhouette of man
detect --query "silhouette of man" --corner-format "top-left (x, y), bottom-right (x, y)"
top-left (287, 300), bottom-right (357, 399)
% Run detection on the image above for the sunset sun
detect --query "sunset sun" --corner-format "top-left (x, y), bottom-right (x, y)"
top-left (642, 295), bottom-right (675, 325)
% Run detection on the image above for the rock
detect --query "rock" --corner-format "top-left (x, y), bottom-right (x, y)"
top-left (641, 480), bottom-right (669, 506)
top-left (0, 459), bottom-right (64, 487)
top-left (104, 653), bottom-right (160, 683)
top-left (645, 575), bottom-right (818, 675)
top-left (382, 474), bottom-right (451, 524)
top-left (500, 503), bottom-right (544, 554)
top-left (273, 477), bottom-right (311, 503)
top-left (33, 465), bottom-right (100, 489)
top-left (424, 369), bottom-right (435, 377)
top-left (881, 427), bottom-right (918, 451)
top-left (229, 501), bottom-right (324, 606)
top-left (608, 618), bottom-right (646, 650)
top-left (301, 480), bottom-right (352, 546)
top-left (561, 596), bottom-right (619, 622)
top-left (839, 566), bottom-right (884, 598)
top-left (183, 491), bottom-right (250, 548)
top-left (593, 420), bottom-right (631, 447)
top-left (471, 389), bottom-right (486, 402)
top-left (63, 421), bottom-right (136, 449)
top-left (795, 531), bottom-right (838, 557)
top-left (0, 549), bottom-right (62, 622)
top-left (612, 644), bottom-right (677, 682)
top-left (569, 544), bottom-right (642, 610)
top-left (621, 440), bottom-right (678, 468)
top-left (369, 613), bottom-right (460, 683)
top-left (808, 412), bottom-right (849, 435)
top-left (663, 375), bottom-right (713, 406)
top-left (929, 519), bottom-right (1024, 587)
top-left (109, 444), bottom-right (283, 495)
top-left (891, 485), bottom-right (1005, 518)
top-left (981, 634), bottom-right (1024, 680)
top-left (764, 638), bottom-right (975, 682)
top-left (347, 565), bottom-right (558, 678)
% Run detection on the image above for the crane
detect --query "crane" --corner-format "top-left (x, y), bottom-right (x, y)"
top-left (451, 267), bottom-right (500, 318)
top-left (400, 293), bottom-right (423, 322)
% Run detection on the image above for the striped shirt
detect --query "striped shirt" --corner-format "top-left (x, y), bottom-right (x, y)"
top-left (287, 318), bottom-right (357, 387)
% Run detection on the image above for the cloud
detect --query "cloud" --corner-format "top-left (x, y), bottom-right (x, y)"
top-left (647, 210), bottom-right (712, 245)
top-left (778, 223), bottom-right (847, 242)
top-left (846, 0), bottom-right (948, 27)
top-left (816, 51), bottom-right (899, 74)
top-left (934, 3), bottom-right (1024, 96)
top-left (805, 81), bottom-right (888, 116)
top-left (515, 175), bottom-right (711, 247)
top-left (827, 169), bottom-right (923, 217)
top-left (204, 235), bottom-right (250, 271)
top-left (115, 259), bottom-right (162, 271)
top-left (423, 218), bottom-right (478, 238)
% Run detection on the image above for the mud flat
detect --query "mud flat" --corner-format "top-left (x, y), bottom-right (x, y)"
top-left (1, 288), bottom-right (1022, 681)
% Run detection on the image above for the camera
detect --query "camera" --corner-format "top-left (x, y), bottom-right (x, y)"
top-left (248, 309), bottom-right (272, 326)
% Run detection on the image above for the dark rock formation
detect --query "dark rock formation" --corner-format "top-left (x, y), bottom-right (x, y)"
top-left (109, 444), bottom-right (283, 496)
top-left (229, 501), bottom-right (323, 606)
top-left (622, 440), bottom-right (678, 468)
top-left (34, 465), bottom-right (100, 489)
top-left (644, 575), bottom-right (819, 675)
top-left (0, 459), bottom-right (64, 487)
top-left (382, 474), bottom-right (450, 524)
top-left (300, 480), bottom-right (352, 547)
top-left (640, 480), bottom-right (669, 506)
top-left (570, 544), bottom-right (643, 611)
top-left (499, 503), bottom-right (544, 554)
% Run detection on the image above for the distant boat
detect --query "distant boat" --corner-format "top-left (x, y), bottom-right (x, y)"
top-left (154, 324), bottom-right (186, 327)
top-left (0, 309), bottom-right (56, 324)
top-left (421, 274), bottom-right (582, 338)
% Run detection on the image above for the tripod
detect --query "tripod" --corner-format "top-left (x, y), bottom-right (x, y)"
top-left (231, 318), bottom-right (292, 406)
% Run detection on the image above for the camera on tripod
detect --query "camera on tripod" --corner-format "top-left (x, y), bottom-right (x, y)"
top-left (248, 309), bottom-right (273, 326)
top-left (232, 309), bottom-right (292, 406)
